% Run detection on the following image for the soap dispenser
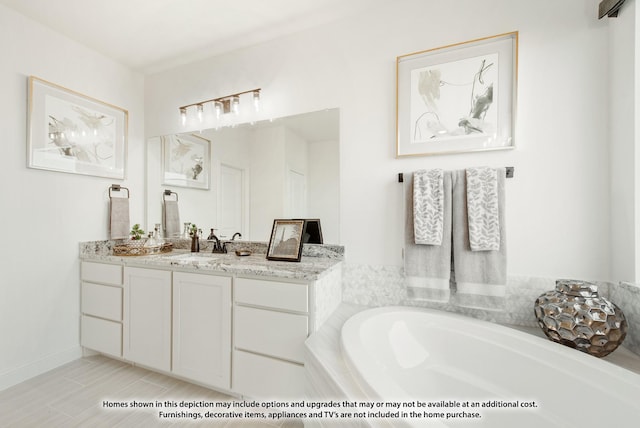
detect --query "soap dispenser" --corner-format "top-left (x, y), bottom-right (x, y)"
top-left (207, 228), bottom-right (216, 240)
top-left (144, 232), bottom-right (157, 247)
top-left (190, 226), bottom-right (200, 253)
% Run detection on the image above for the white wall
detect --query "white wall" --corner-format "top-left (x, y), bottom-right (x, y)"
top-left (145, 0), bottom-right (611, 281)
top-left (609, 0), bottom-right (637, 282)
top-left (308, 139), bottom-right (340, 244)
top-left (284, 127), bottom-right (309, 217)
top-left (0, 5), bottom-right (145, 389)
top-left (250, 127), bottom-right (286, 239)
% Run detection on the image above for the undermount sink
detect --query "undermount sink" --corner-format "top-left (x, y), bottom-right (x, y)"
top-left (164, 253), bottom-right (220, 264)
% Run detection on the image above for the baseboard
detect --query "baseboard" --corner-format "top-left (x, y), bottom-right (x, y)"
top-left (0, 345), bottom-right (83, 392)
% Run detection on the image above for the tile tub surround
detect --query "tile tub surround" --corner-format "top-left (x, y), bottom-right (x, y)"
top-left (79, 240), bottom-right (344, 281)
top-left (342, 263), bottom-right (640, 357)
top-left (612, 282), bottom-right (640, 355)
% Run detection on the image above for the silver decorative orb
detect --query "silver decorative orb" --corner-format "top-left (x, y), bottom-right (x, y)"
top-left (534, 279), bottom-right (627, 357)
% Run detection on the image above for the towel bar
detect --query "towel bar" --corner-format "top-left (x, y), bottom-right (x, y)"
top-left (109, 184), bottom-right (129, 198)
top-left (398, 167), bottom-right (514, 183)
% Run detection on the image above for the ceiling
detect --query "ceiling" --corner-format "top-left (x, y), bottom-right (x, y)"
top-left (0, 0), bottom-right (388, 74)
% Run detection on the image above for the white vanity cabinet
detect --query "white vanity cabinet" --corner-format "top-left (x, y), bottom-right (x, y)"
top-left (232, 277), bottom-right (310, 398)
top-left (80, 262), bottom-right (123, 357)
top-left (123, 267), bottom-right (172, 372)
top-left (79, 247), bottom-right (342, 399)
top-left (172, 271), bottom-right (232, 390)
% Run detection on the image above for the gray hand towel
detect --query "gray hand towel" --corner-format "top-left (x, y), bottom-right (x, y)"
top-left (413, 169), bottom-right (444, 245)
top-left (163, 200), bottom-right (181, 238)
top-left (404, 171), bottom-right (453, 302)
top-left (109, 197), bottom-right (130, 240)
top-left (451, 168), bottom-right (507, 310)
top-left (466, 167), bottom-right (500, 251)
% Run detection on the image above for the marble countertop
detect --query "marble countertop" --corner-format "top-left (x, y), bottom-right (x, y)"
top-left (80, 244), bottom-right (342, 281)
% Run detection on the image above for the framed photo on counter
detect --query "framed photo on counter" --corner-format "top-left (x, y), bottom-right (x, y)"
top-left (267, 219), bottom-right (305, 262)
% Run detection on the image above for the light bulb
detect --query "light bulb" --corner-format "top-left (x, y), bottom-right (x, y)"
top-left (215, 101), bottom-right (222, 119)
top-left (180, 107), bottom-right (187, 126)
top-left (232, 96), bottom-right (240, 115)
top-left (197, 104), bottom-right (204, 122)
top-left (253, 90), bottom-right (261, 112)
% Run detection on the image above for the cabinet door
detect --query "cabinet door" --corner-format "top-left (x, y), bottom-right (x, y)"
top-left (173, 272), bottom-right (232, 389)
top-left (123, 267), bottom-right (172, 372)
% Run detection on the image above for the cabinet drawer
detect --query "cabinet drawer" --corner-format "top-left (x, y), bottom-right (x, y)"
top-left (234, 277), bottom-right (308, 312)
top-left (82, 282), bottom-right (122, 321)
top-left (234, 306), bottom-right (308, 363)
top-left (81, 262), bottom-right (122, 285)
top-left (232, 350), bottom-right (304, 399)
top-left (81, 315), bottom-right (122, 357)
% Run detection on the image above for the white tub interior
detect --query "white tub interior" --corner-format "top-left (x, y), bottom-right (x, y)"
top-left (341, 306), bottom-right (640, 427)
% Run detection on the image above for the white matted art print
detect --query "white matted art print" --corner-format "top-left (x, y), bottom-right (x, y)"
top-left (27, 76), bottom-right (128, 178)
top-left (396, 32), bottom-right (518, 157)
top-left (161, 133), bottom-right (210, 190)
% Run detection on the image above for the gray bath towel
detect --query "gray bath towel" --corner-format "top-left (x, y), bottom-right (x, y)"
top-left (404, 171), bottom-right (453, 302)
top-left (109, 197), bottom-right (130, 240)
top-left (451, 168), bottom-right (506, 310)
top-left (163, 200), bottom-right (181, 238)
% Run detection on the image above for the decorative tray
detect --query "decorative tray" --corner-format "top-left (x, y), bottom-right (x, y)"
top-left (112, 242), bottom-right (173, 256)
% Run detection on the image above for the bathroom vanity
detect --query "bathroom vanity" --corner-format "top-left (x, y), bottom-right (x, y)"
top-left (79, 241), bottom-right (342, 398)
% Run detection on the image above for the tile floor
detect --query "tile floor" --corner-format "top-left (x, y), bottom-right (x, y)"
top-left (0, 355), bottom-right (303, 427)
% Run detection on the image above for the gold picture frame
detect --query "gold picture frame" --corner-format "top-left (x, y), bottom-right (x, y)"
top-left (161, 133), bottom-right (210, 190)
top-left (396, 32), bottom-right (518, 157)
top-left (27, 76), bottom-right (128, 178)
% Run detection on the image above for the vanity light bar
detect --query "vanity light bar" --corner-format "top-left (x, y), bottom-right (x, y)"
top-left (179, 89), bottom-right (261, 124)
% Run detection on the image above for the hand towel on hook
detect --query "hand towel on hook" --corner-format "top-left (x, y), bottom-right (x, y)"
top-left (163, 200), bottom-right (181, 238)
top-left (109, 197), bottom-right (130, 240)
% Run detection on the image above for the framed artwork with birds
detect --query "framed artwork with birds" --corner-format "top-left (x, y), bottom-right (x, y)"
top-left (396, 32), bottom-right (518, 157)
top-left (161, 132), bottom-right (210, 190)
top-left (27, 76), bottom-right (128, 178)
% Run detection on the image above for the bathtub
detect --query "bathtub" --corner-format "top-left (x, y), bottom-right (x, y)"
top-left (340, 306), bottom-right (640, 427)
